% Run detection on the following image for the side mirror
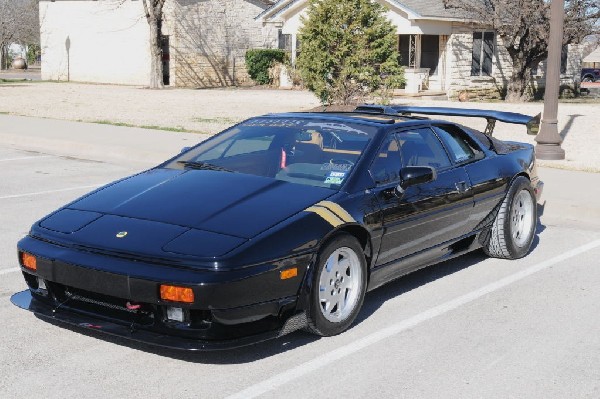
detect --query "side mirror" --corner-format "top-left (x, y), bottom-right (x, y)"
top-left (180, 146), bottom-right (192, 154)
top-left (396, 166), bottom-right (437, 194)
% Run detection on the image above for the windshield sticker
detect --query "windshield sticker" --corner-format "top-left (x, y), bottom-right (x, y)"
top-left (242, 118), bottom-right (308, 128)
top-left (306, 122), bottom-right (368, 136)
top-left (321, 163), bottom-right (352, 172)
top-left (324, 171), bottom-right (346, 185)
top-left (325, 176), bottom-right (344, 185)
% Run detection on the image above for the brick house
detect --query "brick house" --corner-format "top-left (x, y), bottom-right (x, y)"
top-left (259, 0), bottom-right (588, 99)
top-left (39, 0), bottom-right (278, 87)
top-left (40, 0), bottom-right (587, 98)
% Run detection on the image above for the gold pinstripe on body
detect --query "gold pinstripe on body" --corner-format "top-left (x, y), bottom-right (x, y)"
top-left (317, 201), bottom-right (356, 223)
top-left (305, 201), bottom-right (355, 227)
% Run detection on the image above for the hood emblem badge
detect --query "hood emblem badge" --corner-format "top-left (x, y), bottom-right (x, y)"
top-left (116, 231), bottom-right (128, 238)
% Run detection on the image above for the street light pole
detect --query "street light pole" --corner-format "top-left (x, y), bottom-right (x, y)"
top-left (535, 0), bottom-right (566, 160)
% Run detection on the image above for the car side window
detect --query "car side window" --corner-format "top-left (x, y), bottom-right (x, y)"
top-left (369, 134), bottom-right (402, 185)
top-left (397, 128), bottom-right (451, 169)
top-left (432, 125), bottom-right (480, 164)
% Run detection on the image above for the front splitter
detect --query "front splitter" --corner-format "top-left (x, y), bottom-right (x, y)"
top-left (11, 290), bottom-right (307, 351)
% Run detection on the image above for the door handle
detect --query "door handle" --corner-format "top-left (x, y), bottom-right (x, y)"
top-left (455, 181), bottom-right (470, 193)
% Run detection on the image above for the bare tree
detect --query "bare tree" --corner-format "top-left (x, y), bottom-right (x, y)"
top-left (140, 0), bottom-right (166, 88)
top-left (444, 0), bottom-right (600, 101)
top-left (110, 0), bottom-right (165, 87)
top-left (0, 0), bottom-right (39, 69)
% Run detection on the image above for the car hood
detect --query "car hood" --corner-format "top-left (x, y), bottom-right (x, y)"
top-left (57, 168), bottom-right (335, 240)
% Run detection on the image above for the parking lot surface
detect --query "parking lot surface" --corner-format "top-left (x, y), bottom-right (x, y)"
top-left (1, 139), bottom-right (600, 398)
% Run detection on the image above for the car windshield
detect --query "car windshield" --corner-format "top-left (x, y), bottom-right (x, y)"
top-left (167, 117), bottom-right (378, 189)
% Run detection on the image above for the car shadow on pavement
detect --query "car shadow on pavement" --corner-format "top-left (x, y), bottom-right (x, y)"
top-left (530, 203), bottom-right (547, 253)
top-left (41, 218), bottom-right (548, 363)
top-left (355, 250), bottom-right (488, 327)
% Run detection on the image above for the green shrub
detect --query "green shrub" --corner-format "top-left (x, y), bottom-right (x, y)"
top-left (297, 0), bottom-right (404, 105)
top-left (245, 49), bottom-right (288, 85)
top-left (27, 44), bottom-right (41, 65)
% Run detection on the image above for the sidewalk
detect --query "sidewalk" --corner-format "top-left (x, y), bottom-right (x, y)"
top-left (0, 114), bottom-right (208, 168)
top-left (0, 83), bottom-right (598, 172)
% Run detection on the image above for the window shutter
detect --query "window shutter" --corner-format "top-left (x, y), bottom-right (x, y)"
top-left (561, 45), bottom-right (568, 74)
top-left (482, 32), bottom-right (494, 76)
top-left (278, 30), bottom-right (292, 52)
top-left (471, 32), bottom-right (483, 76)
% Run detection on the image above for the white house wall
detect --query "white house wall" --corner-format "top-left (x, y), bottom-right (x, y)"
top-left (277, 0), bottom-right (452, 36)
top-left (385, 12), bottom-right (452, 35)
top-left (39, 0), bottom-right (151, 85)
top-left (281, 8), bottom-right (306, 35)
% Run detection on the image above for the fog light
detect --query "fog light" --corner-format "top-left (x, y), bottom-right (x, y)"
top-left (166, 306), bottom-right (184, 322)
top-left (21, 252), bottom-right (37, 271)
top-left (37, 278), bottom-right (47, 291)
top-left (160, 284), bottom-right (194, 303)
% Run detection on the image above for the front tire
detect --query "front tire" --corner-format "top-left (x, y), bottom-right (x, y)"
top-left (305, 234), bottom-right (367, 336)
top-left (483, 176), bottom-right (537, 259)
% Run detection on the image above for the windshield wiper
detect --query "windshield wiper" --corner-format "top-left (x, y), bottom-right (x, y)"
top-left (178, 161), bottom-right (233, 172)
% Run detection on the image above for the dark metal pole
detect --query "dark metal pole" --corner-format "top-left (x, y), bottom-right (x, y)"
top-left (535, 0), bottom-right (566, 160)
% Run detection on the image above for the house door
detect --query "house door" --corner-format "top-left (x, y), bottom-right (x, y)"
top-left (420, 35), bottom-right (439, 76)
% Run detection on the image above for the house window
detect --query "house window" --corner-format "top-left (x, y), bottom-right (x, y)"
top-left (471, 32), bottom-right (494, 77)
top-left (531, 44), bottom-right (568, 76)
top-left (278, 30), bottom-right (292, 53)
top-left (398, 35), bottom-right (416, 68)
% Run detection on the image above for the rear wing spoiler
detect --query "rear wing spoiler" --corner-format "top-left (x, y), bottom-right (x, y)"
top-left (354, 105), bottom-right (540, 136)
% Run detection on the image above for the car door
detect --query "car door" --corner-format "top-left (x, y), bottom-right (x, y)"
top-left (432, 124), bottom-right (508, 233)
top-left (371, 127), bottom-right (474, 268)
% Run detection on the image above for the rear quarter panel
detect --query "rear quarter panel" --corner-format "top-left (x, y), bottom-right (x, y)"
top-left (463, 135), bottom-right (537, 230)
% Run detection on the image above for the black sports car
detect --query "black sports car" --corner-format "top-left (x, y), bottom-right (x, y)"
top-left (12, 105), bottom-right (543, 350)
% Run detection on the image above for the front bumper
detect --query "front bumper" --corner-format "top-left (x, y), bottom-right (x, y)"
top-left (11, 290), bottom-right (307, 350)
top-left (14, 235), bottom-right (313, 349)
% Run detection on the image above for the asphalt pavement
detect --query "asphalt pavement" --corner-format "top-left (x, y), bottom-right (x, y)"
top-left (1, 117), bottom-right (599, 398)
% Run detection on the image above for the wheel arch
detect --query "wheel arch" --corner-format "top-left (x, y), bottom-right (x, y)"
top-left (295, 224), bottom-right (374, 312)
top-left (513, 171), bottom-right (530, 183)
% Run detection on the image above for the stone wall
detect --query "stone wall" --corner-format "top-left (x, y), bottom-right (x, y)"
top-left (447, 23), bottom-right (512, 101)
top-left (167, 0), bottom-right (277, 88)
top-left (447, 22), bottom-right (590, 100)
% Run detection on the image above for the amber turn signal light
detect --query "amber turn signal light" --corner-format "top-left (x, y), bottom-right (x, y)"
top-left (159, 284), bottom-right (194, 303)
top-left (21, 252), bottom-right (37, 271)
top-left (280, 267), bottom-right (298, 280)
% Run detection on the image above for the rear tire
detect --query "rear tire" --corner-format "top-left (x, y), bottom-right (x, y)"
top-left (305, 234), bottom-right (367, 336)
top-left (483, 176), bottom-right (537, 259)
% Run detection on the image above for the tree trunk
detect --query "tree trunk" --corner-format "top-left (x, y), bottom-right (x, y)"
top-left (0, 44), bottom-right (7, 70)
top-left (505, 56), bottom-right (533, 102)
top-left (148, 17), bottom-right (164, 89)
